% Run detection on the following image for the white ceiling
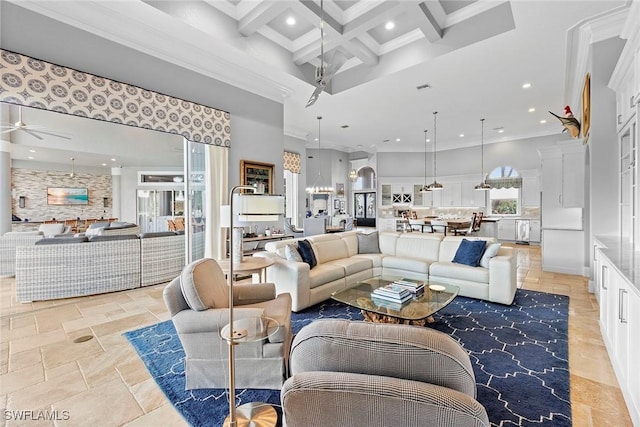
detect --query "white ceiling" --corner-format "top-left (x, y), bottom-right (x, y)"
top-left (1, 0), bottom-right (630, 164)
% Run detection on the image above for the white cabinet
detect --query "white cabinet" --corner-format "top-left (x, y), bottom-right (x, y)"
top-left (539, 143), bottom-right (585, 209)
top-left (461, 180), bottom-right (486, 208)
top-left (377, 218), bottom-right (398, 233)
top-left (521, 176), bottom-right (540, 207)
top-left (529, 220), bottom-right (541, 243)
top-left (439, 182), bottom-right (461, 207)
top-left (497, 218), bottom-right (515, 241)
top-left (597, 245), bottom-right (640, 426)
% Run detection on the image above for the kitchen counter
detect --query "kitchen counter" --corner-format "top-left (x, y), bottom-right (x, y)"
top-left (594, 235), bottom-right (640, 295)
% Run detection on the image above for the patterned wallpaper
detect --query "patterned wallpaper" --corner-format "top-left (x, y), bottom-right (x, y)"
top-left (0, 49), bottom-right (230, 145)
top-left (12, 168), bottom-right (112, 222)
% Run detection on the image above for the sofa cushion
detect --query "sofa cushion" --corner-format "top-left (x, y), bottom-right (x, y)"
top-left (38, 223), bottom-right (66, 237)
top-left (285, 244), bottom-right (303, 262)
top-left (452, 239), bottom-right (486, 267)
top-left (480, 242), bottom-right (502, 268)
top-left (352, 253), bottom-right (384, 268)
top-left (312, 237), bottom-right (349, 264)
top-left (35, 236), bottom-right (88, 245)
top-left (298, 239), bottom-right (317, 269)
top-left (309, 264), bottom-right (345, 289)
top-left (88, 235), bottom-right (138, 242)
top-left (378, 233), bottom-right (398, 256)
top-left (395, 234), bottom-right (441, 261)
top-left (180, 259), bottom-right (229, 311)
top-left (430, 261), bottom-right (490, 283)
top-left (326, 257), bottom-right (372, 276)
top-left (382, 256), bottom-right (429, 274)
top-left (357, 231), bottom-right (380, 254)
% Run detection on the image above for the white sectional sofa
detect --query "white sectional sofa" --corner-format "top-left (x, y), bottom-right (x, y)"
top-left (255, 231), bottom-right (516, 312)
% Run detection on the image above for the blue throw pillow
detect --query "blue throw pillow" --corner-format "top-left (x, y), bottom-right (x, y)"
top-left (297, 239), bottom-right (317, 269)
top-left (452, 239), bottom-right (487, 267)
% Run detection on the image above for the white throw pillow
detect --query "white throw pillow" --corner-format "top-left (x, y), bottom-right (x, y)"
top-left (285, 244), bottom-right (303, 262)
top-left (480, 242), bottom-right (501, 268)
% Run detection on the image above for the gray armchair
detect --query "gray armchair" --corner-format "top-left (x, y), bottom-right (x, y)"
top-left (284, 217), bottom-right (304, 238)
top-left (281, 319), bottom-right (489, 427)
top-left (163, 258), bottom-right (292, 390)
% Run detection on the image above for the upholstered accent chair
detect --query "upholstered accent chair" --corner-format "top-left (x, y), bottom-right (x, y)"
top-left (281, 319), bottom-right (489, 427)
top-left (163, 258), bottom-right (292, 390)
top-left (284, 217), bottom-right (304, 238)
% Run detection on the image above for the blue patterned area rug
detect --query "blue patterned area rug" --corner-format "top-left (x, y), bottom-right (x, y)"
top-left (124, 289), bottom-right (570, 426)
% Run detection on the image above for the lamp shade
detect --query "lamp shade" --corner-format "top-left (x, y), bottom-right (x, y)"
top-left (219, 205), bottom-right (231, 228)
top-left (233, 194), bottom-right (285, 222)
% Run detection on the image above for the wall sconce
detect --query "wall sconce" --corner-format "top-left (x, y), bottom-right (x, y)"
top-left (348, 169), bottom-right (358, 182)
top-left (103, 197), bottom-right (109, 208)
top-left (19, 196), bottom-right (25, 208)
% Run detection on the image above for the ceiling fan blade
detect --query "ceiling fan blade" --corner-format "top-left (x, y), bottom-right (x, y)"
top-left (306, 82), bottom-right (327, 108)
top-left (29, 129), bottom-right (72, 140)
top-left (0, 128), bottom-right (18, 134)
top-left (22, 129), bottom-right (44, 140)
top-left (324, 50), bottom-right (348, 80)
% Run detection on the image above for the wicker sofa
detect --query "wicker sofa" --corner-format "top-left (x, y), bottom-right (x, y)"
top-left (0, 231), bottom-right (44, 276)
top-left (14, 232), bottom-right (185, 302)
top-left (255, 231), bottom-right (516, 312)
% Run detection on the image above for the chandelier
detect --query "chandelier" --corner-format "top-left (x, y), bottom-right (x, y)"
top-left (475, 118), bottom-right (491, 191)
top-left (306, 116), bottom-right (334, 194)
top-left (427, 111), bottom-right (443, 191)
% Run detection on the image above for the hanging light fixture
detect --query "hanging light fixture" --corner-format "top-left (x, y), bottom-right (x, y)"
top-left (306, 116), bottom-right (334, 194)
top-left (348, 169), bottom-right (357, 182)
top-left (69, 157), bottom-right (76, 178)
top-left (419, 129), bottom-right (430, 193)
top-left (427, 112), bottom-right (443, 191)
top-left (475, 118), bottom-right (491, 191)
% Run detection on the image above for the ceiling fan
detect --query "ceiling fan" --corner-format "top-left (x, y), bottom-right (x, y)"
top-left (306, 0), bottom-right (348, 108)
top-left (0, 106), bottom-right (71, 140)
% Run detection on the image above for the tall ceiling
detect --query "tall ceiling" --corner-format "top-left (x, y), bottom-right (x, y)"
top-left (1, 0), bottom-right (630, 163)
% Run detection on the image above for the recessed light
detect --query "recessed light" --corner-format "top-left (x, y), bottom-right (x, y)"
top-left (459, 134), bottom-right (465, 137)
top-left (385, 21), bottom-right (395, 30)
top-left (101, 163), bottom-right (107, 166)
top-left (286, 16), bottom-right (296, 26)
top-left (27, 156), bottom-right (33, 159)
top-left (540, 119), bottom-right (547, 124)
top-left (111, 158), bottom-right (116, 161)
top-left (396, 138), bottom-right (400, 142)
top-left (29, 149), bottom-right (36, 153)
top-left (522, 83), bottom-right (532, 89)
top-left (314, 138), bottom-right (318, 141)
top-left (528, 108), bottom-right (536, 112)
top-left (498, 129), bottom-right (504, 133)
top-left (426, 139), bottom-right (430, 142)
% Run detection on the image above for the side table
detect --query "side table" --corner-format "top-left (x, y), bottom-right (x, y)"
top-left (217, 257), bottom-right (275, 282)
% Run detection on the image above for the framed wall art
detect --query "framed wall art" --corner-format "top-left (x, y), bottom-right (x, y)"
top-left (582, 73), bottom-right (590, 143)
top-left (241, 160), bottom-right (274, 194)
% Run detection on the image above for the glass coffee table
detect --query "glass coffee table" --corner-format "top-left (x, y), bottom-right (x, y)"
top-left (331, 276), bottom-right (459, 326)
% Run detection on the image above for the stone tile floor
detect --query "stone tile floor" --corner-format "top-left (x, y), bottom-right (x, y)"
top-left (0, 245), bottom-right (632, 426)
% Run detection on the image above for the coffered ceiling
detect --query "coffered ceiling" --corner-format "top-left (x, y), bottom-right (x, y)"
top-left (0, 0), bottom-right (631, 161)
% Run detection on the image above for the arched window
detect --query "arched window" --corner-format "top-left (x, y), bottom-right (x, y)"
top-left (487, 166), bottom-right (521, 215)
top-left (353, 166), bottom-right (376, 190)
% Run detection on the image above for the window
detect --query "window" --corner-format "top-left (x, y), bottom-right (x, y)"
top-left (487, 166), bottom-right (521, 215)
top-left (284, 169), bottom-right (299, 226)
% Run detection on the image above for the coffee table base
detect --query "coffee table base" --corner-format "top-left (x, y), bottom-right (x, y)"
top-left (361, 310), bottom-right (434, 326)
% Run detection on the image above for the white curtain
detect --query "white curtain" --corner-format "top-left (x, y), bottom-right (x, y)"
top-left (204, 144), bottom-right (228, 260)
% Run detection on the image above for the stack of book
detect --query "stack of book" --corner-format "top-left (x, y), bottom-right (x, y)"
top-left (371, 284), bottom-right (413, 309)
top-left (391, 278), bottom-right (425, 297)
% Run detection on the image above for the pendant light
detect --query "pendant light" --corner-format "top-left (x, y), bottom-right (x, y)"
top-left (306, 116), bottom-right (334, 194)
top-left (419, 129), bottom-right (430, 192)
top-left (69, 157), bottom-right (76, 178)
top-left (475, 118), bottom-right (491, 191)
top-left (427, 111), bottom-right (443, 191)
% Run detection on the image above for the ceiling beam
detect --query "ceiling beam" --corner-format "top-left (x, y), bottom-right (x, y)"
top-left (238, 1), bottom-right (288, 36)
top-left (403, 2), bottom-right (442, 42)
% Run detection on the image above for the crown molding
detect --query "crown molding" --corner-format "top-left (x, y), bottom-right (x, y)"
top-left (609, 0), bottom-right (640, 92)
top-left (565, 4), bottom-right (629, 107)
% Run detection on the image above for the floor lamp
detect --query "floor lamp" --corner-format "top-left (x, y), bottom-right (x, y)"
top-left (224, 185), bottom-right (284, 427)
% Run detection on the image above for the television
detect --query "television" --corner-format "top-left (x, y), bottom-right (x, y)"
top-left (47, 187), bottom-right (89, 205)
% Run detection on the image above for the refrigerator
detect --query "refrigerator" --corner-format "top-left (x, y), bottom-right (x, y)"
top-left (354, 192), bottom-right (376, 227)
